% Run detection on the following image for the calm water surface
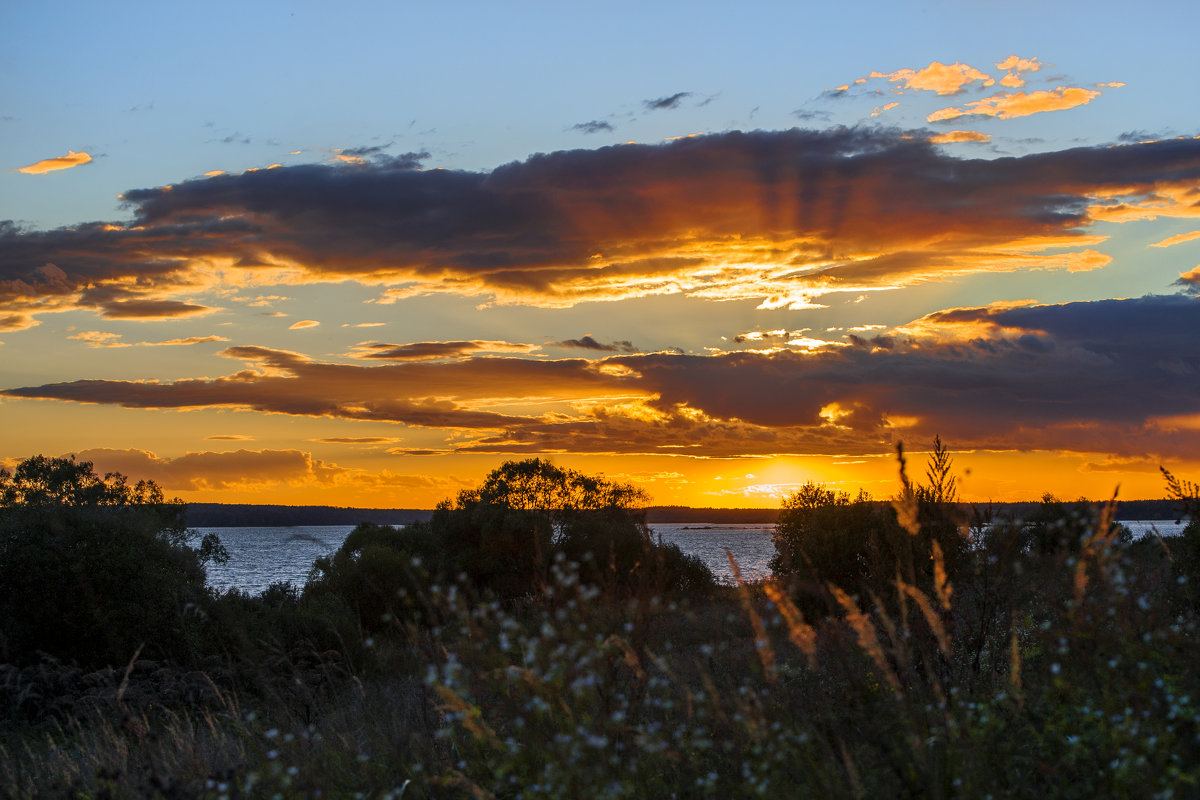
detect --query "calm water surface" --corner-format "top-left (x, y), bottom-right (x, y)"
top-left (198, 520), bottom-right (1184, 595)
top-left (199, 523), bottom-right (775, 594)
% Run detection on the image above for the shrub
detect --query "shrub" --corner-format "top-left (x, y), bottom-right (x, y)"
top-left (769, 484), bottom-right (889, 599)
top-left (1162, 467), bottom-right (1200, 606)
top-left (0, 455), bottom-right (223, 667)
top-left (303, 522), bottom-right (441, 633)
top-left (770, 439), bottom-right (969, 613)
top-left (303, 461), bottom-right (715, 629)
top-left (431, 459), bottom-right (714, 599)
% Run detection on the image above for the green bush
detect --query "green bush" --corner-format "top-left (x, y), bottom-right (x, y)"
top-left (205, 582), bottom-right (361, 667)
top-left (768, 483), bottom-right (886, 596)
top-left (0, 455), bottom-right (224, 667)
top-left (304, 522), bottom-right (439, 633)
top-left (303, 460), bottom-right (715, 631)
top-left (1162, 467), bottom-right (1200, 607)
top-left (769, 439), bottom-right (969, 613)
top-left (441, 459), bottom-right (715, 598)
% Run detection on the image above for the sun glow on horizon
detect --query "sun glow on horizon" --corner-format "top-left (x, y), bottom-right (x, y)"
top-left (2, 11), bottom-right (1196, 508)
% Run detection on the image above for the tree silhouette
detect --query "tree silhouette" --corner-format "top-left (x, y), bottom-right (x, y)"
top-left (0, 455), bottom-right (225, 665)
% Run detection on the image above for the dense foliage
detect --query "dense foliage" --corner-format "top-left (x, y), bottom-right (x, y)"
top-left (305, 459), bottom-right (715, 632)
top-left (770, 438), bottom-right (968, 613)
top-left (5, 451), bottom-right (1200, 798)
top-left (0, 456), bottom-right (226, 667)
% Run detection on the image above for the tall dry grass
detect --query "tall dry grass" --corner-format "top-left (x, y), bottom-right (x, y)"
top-left (5, 471), bottom-right (1200, 798)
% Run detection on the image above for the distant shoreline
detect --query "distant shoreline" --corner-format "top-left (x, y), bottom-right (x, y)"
top-left (185, 499), bottom-right (1184, 528)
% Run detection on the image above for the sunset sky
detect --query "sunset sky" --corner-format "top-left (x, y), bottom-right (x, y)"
top-left (3, 0), bottom-right (1199, 508)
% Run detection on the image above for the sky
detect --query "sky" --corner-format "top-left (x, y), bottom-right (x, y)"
top-left (2, 0), bottom-right (1199, 508)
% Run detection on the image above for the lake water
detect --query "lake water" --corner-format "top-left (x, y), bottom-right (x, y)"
top-left (199, 523), bottom-right (776, 595)
top-left (198, 520), bottom-right (1185, 596)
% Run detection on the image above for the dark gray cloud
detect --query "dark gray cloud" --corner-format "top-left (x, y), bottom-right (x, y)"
top-left (847, 334), bottom-right (895, 350)
top-left (4, 296), bottom-right (1198, 460)
top-left (1175, 270), bottom-right (1200, 295)
top-left (643, 92), bottom-right (692, 111)
top-left (792, 109), bottom-right (832, 121)
top-left (339, 146), bottom-right (428, 170)
top-left (570, 120), bottom-right (614, 134)
top-left (352, 340), bottom-right (536, 361)
top-left (341, 143), bottom-right (394, 157)
top-left (3, 129), bottom-right (1200, 321)
top-left (1117, 130), bottom-right (1165, 143)
top-left (95, 298), bottom-right (214, 319)
top-left (554, 335), bottom-right (638, 353)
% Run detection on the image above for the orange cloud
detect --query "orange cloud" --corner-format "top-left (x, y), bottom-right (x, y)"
top-left (7, 296), bottom-right (1199, 461)
top-left (0, 313), bottom-right (36, 332)
top-left (1150, 230), bottom-right (1200, 248)
top-left (75, 447), bottom-right (344, 490)
top-left (104, 300), bottom-right (216, 320)
top-left (1080, 456), bottom-right (1160, 473)
top-left (995, 55), bottom-right (1041, 72)
top-left (994, 55), bottom-right (1042, 88)
top-left (288, 319), bottom-right (320, 329)
top-left (929, 130), bottom-right (991, 144)
top-left (3, 130), bottom-right (1199, 323)
top-left (70, 331), bottom-right (231, 348)
top-left (868, 61), bottom-right (994, 95)
top-left (870, 102), bottom-right (900, 117)
top-left (16, 150), bottom-right (93, 175)
top-left (1087, 180), bottom-right (1200, 223)
top-left (69, 331), bottom-right (127, 348)
top-left (155, 335), bottom-right (229, 346)
top-left (928, 86), bottom-right (1101, 121)
top-left (350, 340), bottom-right (539, 361)
top-left (242, 294), bottom-right (289, 307)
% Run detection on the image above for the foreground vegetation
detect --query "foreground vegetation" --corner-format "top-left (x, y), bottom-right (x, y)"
top-left (2, 450), bottom-right (1200, 798)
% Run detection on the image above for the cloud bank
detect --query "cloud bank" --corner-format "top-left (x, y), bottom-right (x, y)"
top-left (4, 129), bottom-right (1200, 329)
top-left (7, 295), bottom-right (1197, 460)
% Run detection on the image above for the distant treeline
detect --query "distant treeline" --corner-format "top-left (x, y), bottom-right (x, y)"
top-left (975, 498), bottom-right (1181, 522)
top-left (185, 503), bottom-right (434, 527)
top-left (185, 498), bottom-right (1184, 527)
top-left (649, 499), bottom-right (1187, 524)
